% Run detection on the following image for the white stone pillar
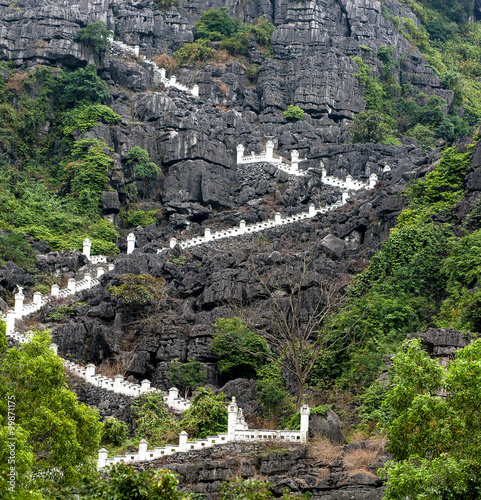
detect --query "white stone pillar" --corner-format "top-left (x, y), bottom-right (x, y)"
top-left (236, 144), bottom-right (245, 163)
top-left (83, 238), bottom-right (92, 259)
top-left (108, 264), bottom-right (115, 271)
top-left (168, 387), bottom-right (179, 404)
top-left (170, 238), bottom-right (177, 249)
top-left (133, 45), bottom-right (140, 56)
top-left (85, 273), bottom-right (92, 287)
top-left (51, 284), bottom-right (59, 297)
top-left (170, 75), bottom-right (176, 85)
top-left (97, 267), bottom-right (105, 278)
top-left (291, 150), bottom-right (299, 172)
top-left (141, 379), bottom-right (151, 393)
top-left (127, 233), bottom-right (135, 255)
top-left (6, 311), bottom-right (15, 335)
top-left (239, 220), bottom-right (246, 234)
top-left (321, 168), bottom-right (326, 181)
top-left (114, 375), bottom-right (124, 392)
top-left (383, 165), bottom-right (391, 172)
top-left (160, 68), bottom-right (166, 80)
top-left (369, 173), bottom-right (378, 188)
top-left (227, 397), bottom-right (238, 441)
top-left (309, 203), bottom-right (316, 217)
top-left (14, 287), bottom-right (24, 317)
top-left (342, 192), bottom-right (349, 204)
top-left (346, 174), bottom-right (354, 189)
top-left (275, 212), bottom-right (282, 225)
top-left (265, 140), bottom-right (274, 161)
top-left (86, 364), bottom-right (96, 379)
top-left (68, 279), bottom-right (76, 295)
top-left (300, 404), bottom-right (310, 443)
top-left (50, 343), bottom-right (58, 355)
top-left (33, 291), bottom-right (42, 307)
top-left (97, 448), bottom-right (108, 469)
top-left (179, 431), bottom-right (189, 452)
top-left (138, 439), bottom-right (148, 461)
top-left (204, 228), bottom-right (212, 242)
top-left (192, 84), bottom-right (199, 97)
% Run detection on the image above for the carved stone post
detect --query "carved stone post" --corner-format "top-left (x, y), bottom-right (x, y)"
top-left (83, 238), bottom-right (92, 259)
top-left (127, 233), bottom-right (135, 254)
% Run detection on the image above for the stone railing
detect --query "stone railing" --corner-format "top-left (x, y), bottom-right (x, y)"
top-left (110, 40), bottom-right (199, 97)
top-left (157, 198), bottom-right (349, 254)
top-left (237, 141), bottom-right (306, 176)
top-left (321, 168), bottom-right (377, 191)
top-left (97, 398), bottom-right (310, 468)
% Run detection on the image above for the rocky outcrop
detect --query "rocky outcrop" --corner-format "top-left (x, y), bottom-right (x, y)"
top-left (134, 441), bottom-right (387, 499)
top-left (407, 328), bottom-right (479, 359)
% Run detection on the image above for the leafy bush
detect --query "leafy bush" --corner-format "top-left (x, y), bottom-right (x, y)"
top-left (246, 65), bottom-right (260, 81)
top-left (350, 109), bottom-right (394, 144)
top-left (256, 362), bottom-right (293, 418)
top-left (195, 7), bottom-right (236, 41)
top-left (78, 21), bottom-right (111, 52)
top-left (83, 464), bottom-right (190, 500)
top-left (57, 64), bottom-right (110, 109)
top-left (47, 305), bottom-right (76, 322)
top-left (152, 53), bottom-right (178, 73)
top-left (101, 417), bottom-right (128, 446)
top-left (219, 478), bottom-right (274, 500)
top-left (211, 317), bottom-right (270, 380)
top-left (283, 105), bottom-right (304, 121)
top-left (153, 0), bottom-right (181, 11)
top-left (131, 392), bottom-right (180, 444)
top-left (181, 388), bottom-right (227, 439)
top-left (169, 360), bottom-right (207, 398)
top-left (109, 274), bottom-right (165, 313)
top-left (173, 40), bottom-right (216, 64)
top-left (126, 146), bottom-right (159, 178)
top-left (120, 209), bottom-right (160, 228)
top-left (60, 104), bottom-right (120, 136)
top-left (0, 231), bottom-right (36, 269)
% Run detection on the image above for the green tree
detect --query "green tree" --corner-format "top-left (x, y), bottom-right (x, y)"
top-left (380, 338), bottom-right (481, 498)
top-left (170, 360), bottom-right (207, 398)
top-left (131, 392), bottom-right (180, 444)
top-left (58, 64), bottom-right (110, 109)
top-left (78, 21), bottom-right (111, 53)
top-left (181, 388), bottom-right (227, 439)
top-left (126, 146), bottom-right (160, 179)
top-left (195, 7), bottom-right (235, 41)
top-left (0, 329), bottom-right (102, 495)
top-left (211, 318), bottom-right (270, 380)
top-left (101, 417), bottom-right (128, 446)
top-left (350, 109), bottom-right (392, 143)
top-left (283, 105), bottom-right (304, 121)
top-left (83, 464), bottom-right (191, 499)
top-left (219, 478), bottom-right (274, 500)
top-left (109, 274), bottom-right (165, 316)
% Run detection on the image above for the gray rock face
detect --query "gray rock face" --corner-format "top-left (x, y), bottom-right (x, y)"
top-left (134, 442), bottom-right (386, 499)
top-left (36, 249), bottom-right (88, 274)
top-left (408, 328), bottom-right (478, 359)
top-left (310, 409), bottom-right (345, 445)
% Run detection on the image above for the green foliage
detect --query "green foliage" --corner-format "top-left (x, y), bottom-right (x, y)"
top-left (126, 146), bottom-right (160, 178)
top-left (101, 417), bottom-right (128, 446)
top-left (78, 21), bottom-right (111, 53)
top-left (283, 105), bottom-right (304, 121)
top-left (153, 0), bottom-right (181, 10)
top-left (181, 388), bottom-right (227, 439)
top-left (47, 305), bottom-right (76, 321)
top-left (219, 478), bottom-right (274, 500)
top-left (256, 362), bottom-right (293, 419)
top-left (109, 274), bottom-right (165, 313)
top-left (380, 338), bottom-right (481, 498)
top-left (0, 330), bottom-right (101, 495)
top-left (406, 122), bottom-right (437, 150)
top-left (168, 254), bottom-right (187, 265)
top-left (120, 209), bottom-right (160, 228)
top-left (211, 317), bottom-right (270, 380)
top-left (349, 109), bottom-right (394, 144)
top-left (0, 320), bottom-right (6, 354)
top-left (173, 40), bottom-right (217, 64)
top-left (0, 231), bottom-right (36, 269)
top-left (246, 65), bottom-right (260, 81)
top-left (60, 104), bottom-right (120, 136)
top-left (83, 464), bottom-right (191, 500)
top-left (169, 360), bottom-right (207, 397)
top-left (58, 64), bottom-right (110, 110)
top-left (195, 7), bottom-right (236, 41)
top-left (131, 392), bottom-right (180, 445)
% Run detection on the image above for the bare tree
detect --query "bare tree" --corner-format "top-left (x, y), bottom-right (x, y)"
top-left (235, 254), bottom-right (362, 411)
